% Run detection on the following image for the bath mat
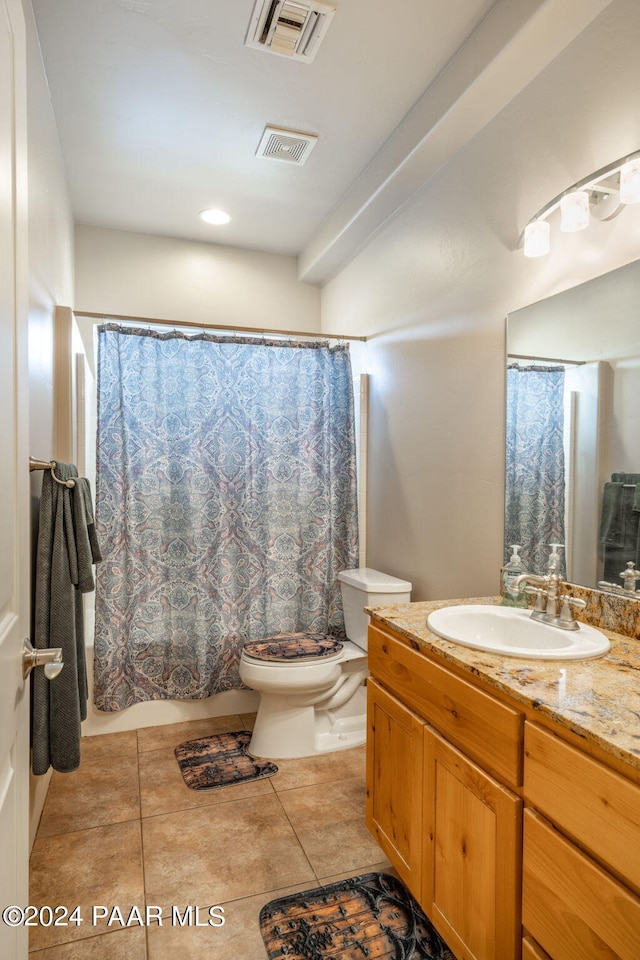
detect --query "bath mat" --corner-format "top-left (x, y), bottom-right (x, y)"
top-left (243, 632), bottom-right (343, 662)
top-left (174, 730), bottom-right (278, 791)
top-left (259, 871), bottom-right (456, 960)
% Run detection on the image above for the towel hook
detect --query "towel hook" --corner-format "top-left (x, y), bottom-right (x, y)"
top-left (29, 457), bottom-right (76, 488)
top-left (22, 638), bottom-right (64, 680)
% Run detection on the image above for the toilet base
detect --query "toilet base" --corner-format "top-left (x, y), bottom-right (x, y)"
top-left (247, 683), bottom-right (367, 759)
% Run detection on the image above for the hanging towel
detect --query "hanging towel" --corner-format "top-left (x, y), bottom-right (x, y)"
top-left (31, 464), bottom-right (102, 775)
top-left (599, 482), bottom-right (625, 547)
top-left (600, 481), bottom-right (640, 584)
top-left (611, 473), bottom-right (640, 512)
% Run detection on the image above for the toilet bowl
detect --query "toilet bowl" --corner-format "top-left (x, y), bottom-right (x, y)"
top-left (239, 568), bottom-right (412, 759)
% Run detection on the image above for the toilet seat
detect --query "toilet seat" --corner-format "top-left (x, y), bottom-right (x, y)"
top-left (242, 632), bottom-right (344, 664)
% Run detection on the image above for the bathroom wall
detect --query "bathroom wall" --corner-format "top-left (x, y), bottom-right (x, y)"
top-left (74, 224), bottom-right (321, 332)
top-left (23, 0), bottom-right (75, 845)
top-left (72, 225), bottom-right (322, 735)
top-left (321, 0), bottom-right (640, 602)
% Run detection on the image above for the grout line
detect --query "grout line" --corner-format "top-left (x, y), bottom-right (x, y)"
top-left (138, 783), bottom-right (278, 824)
top-left (28, 924), bottom-right (143, 955)
top-left (134, 733), bottom-right (149, 959)
top-left (270, 787), bottom-right (320, 884)
top-left (34, 813), bottom-right (141, 841)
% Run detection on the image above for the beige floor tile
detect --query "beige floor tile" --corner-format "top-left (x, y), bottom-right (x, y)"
top-left (277, 776), bottom-right (366, 831)
top-left (136, 716), bottom-right (245, 754)
top-left (142, 794), bottom-right (315, 909)
top-left (292, 818), bottom-right (387, 879)
top-left (80, 731), bottom-right (138, 763)
top-left (139, 746), bottom-right (274, 818)
top-left (29, 821), bottom-right (145, 951)
top-left (37, 759), bottom-right (140, 838)
top-left (29, 926), bottom-right (146, 959)
top-left (277, 778), bottom-right (384, 878)
top-left (145, 881), bottom-right (318, 960)
top-left (269, 746), bottom-right (365, 793)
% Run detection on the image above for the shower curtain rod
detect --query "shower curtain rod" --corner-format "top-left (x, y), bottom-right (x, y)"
top-left (508, 353), bottom-right (584, 366)
top-left (74, 311), bottom-right (367, 342)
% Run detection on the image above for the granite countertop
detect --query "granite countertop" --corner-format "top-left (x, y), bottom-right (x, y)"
top-left (366, 596), bottom-right (640, 774)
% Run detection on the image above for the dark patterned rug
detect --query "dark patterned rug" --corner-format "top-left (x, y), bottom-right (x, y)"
top-left (259, 872), bottom-right (456, 959)
top-left (174, 730), bottom-right (278, 791)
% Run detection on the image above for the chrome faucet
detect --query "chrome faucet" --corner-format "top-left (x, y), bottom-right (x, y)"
top-left (513, 560), bottom-right (586, 631)
top-left (597, 561), bottom-right (640, 597)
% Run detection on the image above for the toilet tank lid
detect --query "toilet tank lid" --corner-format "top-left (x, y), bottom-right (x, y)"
top-left (337, 568), bottom-right (412, 593)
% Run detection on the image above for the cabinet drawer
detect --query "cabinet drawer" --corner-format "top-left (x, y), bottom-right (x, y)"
top-left (523, 810), bottom-right (640, 960)
top-left (524, 722), bottom-right (640, 893)
top-left (369, 624), bottom-right (522, 787)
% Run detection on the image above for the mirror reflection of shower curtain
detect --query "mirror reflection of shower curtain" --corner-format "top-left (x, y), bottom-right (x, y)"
top-left (505, 365), bottom-right (566, 577)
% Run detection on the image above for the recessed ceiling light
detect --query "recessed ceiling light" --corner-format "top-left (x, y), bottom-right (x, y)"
top-left (199, 208), bottom-right (231, 225)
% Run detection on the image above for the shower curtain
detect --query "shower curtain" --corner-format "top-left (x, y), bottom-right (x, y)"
top-left (504, 364), bottom-right (566, 577)
top-left (93, 324), bottom-right (359, 711)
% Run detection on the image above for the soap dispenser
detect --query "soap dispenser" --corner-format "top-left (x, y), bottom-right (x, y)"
top-left (548, 543), bottom-right (564, 575)
top-left (501, 545), bottom-right (528, 607)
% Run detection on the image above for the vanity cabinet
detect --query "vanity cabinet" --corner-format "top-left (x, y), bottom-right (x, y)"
top-left (522, 722), bottom-right (640, 960)
top-left (366, 625), bottom-right (523, 960)
top-left (366, 618), bottom-right (640, 960)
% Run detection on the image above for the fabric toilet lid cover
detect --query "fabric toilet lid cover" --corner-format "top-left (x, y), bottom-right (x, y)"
top-left (243, 632), bottom-right (344, 663)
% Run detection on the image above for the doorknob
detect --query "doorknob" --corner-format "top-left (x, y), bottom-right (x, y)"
top-left (23, 639), bottom-right (64, 680)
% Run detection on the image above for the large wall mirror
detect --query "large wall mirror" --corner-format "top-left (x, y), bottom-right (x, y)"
top-left (506, 258), bottom-right (640, 596)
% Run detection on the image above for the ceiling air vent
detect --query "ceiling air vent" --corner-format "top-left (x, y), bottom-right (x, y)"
top-left (245, 0), bottom-right (336, 63)
top-left (256, 125), bottom-right (318, 165)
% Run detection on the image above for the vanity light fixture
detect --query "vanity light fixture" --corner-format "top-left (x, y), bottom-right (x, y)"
top-left (620, 157), bottom-right (640, 204)
top-left (199, 208), bottom-right (232, 225)
top-left (559, 190), bottom-right (590, 232)
top-left (521, 149), bottom-right (640, 257)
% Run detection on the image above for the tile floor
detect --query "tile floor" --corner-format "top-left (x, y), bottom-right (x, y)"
top-left (29, 714), bottom-right (391, 959)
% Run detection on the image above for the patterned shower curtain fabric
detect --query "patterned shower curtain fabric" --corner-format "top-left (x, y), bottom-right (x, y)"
top-left (504, 364), bottom-right (566, 577)
top-left (94, 324), bottom-right (359, 711)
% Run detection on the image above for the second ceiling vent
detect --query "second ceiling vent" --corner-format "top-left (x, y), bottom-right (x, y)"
top-left (245, 0), bottom-right (336, 63)
top-left (256, 126), bottom-right (318, 165)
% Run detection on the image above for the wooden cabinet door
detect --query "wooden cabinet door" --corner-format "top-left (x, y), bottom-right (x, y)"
top-left (366, 678), bottom-right (425, 899)
top-left (424, 726), bottom-right (522, 960)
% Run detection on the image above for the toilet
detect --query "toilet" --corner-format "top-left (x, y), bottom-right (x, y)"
top-left (239, 568), bottom-right (412, 759)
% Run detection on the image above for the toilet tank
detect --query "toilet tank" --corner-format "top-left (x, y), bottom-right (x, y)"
top-left (337, 568), bottom-right (412, 650)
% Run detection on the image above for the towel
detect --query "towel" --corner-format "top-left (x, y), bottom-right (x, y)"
top-left (600, 479), bottom-right (640, 585)
top-left (599, 482), bottom-right (625, 547)
top-left (31, 464), bottom-right (102, 775)
top-left (611, 473), bottom-right (640, 512)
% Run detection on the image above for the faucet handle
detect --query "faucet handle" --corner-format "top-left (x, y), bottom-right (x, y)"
top-left (525, 586), bottom-right (547, 612)
top-left (559, 595), bottom-right (586, 628)
top-left (566, 596), bottom-right (586, 610)
top-left (620, 561), bottom-right (640, 593)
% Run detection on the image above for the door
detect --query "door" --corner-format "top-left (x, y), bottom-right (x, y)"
top-left (0, 1), bottom-right (30, 958)
top-left (365, 678), bottom-right (425, 899)
top-left (423, 727), bottom-right (522, 960)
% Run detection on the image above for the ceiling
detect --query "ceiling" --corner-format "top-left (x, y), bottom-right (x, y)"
top-left (32, 0), bottom-right (498, 266)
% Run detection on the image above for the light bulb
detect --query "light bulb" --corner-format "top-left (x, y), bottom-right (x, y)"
top-left (199, 208), bottom-right (232, 225)
top-left (560, 190), bottom-right (590, 232)
top-left (620, 158), bottom-right (640, 204)
top-left (523, 220), bottom-right (551, 257)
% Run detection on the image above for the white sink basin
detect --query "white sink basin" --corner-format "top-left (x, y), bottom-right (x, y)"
top-left (426, 604), bottom-right (610, 660)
